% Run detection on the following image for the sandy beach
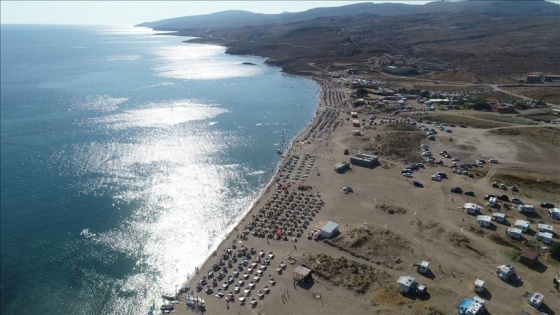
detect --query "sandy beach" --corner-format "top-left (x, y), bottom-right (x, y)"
top-left (161, 73), bottom-right (560, 315)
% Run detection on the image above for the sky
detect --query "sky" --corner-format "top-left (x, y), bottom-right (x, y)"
top-left (1, 1), bottom-right (434, 25)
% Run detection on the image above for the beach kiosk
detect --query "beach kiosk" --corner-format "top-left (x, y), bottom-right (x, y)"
top-left (320, 221), bottom-right (339, 239)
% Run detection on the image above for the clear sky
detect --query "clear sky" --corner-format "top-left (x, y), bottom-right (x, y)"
top-left (1, 1), bottom-right (434, 25)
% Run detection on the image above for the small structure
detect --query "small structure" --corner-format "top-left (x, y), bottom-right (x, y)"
top-left (396, 275), bottom-right (418, 294)
top-left (293, 266), bottom-right (312, 283)
top-left (352, 120), bottom-right (361, 127)
top-left (514, 220), bottom-right (530, 233)
top-left (476, 215), bottom-right (492, 228)
top-left (496, 265), bottom-right (517, 281)
top-left (413, 260), bottom-right (430, 274)
top-left (350, 153), bottom-right (379, 168)
top-left (549, 207), bottom-right (560, 220)
top-left (487, 197), bottom-right (497, 207)
top-left (518, 204), bottom-right (536, 213)
top-left (320, 221), bottom-right (339, 239)
top-left (536, 224), bottom-right (553, 233)
top-left (463, 203), bottom-right (481, 215)
top-left (506, 227), bottom-right (522, 240)
top-left (473, 279), bottom-right (485, 293)
top-left (519, 249), bottom-right (539, 267)
top-left (334, 162), bottom-right (350, 173)
top-left (528, 292), bottom-right (544, 309)
top-left (457, 296), bottom-right (486, 315)
top-left (492, 212), bottom-right (506, 223)
top-left (536, 232), bottom-right (553, 244)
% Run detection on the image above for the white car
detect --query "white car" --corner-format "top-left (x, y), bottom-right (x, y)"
top-left (403, 173), bottom-right (413, 178)
top-left (451, 157), bottom-right (460, 162)
top-left (431, 175), bottom-right (442, 181)
top-left (489, 159), bottom-right (499, 163)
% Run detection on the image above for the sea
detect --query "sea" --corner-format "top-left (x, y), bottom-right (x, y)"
top-left (0, 24), bottom-right (319, 315)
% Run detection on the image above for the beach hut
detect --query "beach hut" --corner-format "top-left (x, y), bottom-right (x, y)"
top-left (476, 215), bottom-right (492, 228)
top-left (536, 232), bottom-right (553, 244)
top-left (519, 249), bottom-right (539, 267)
top-left (506, 227), bottom-right (522, 240)
top-left (492, 212), bottom-right (506, 223)
top-left (320, 221), bottom-right (339, 239)
top-left (514, 220), bottom-right (530, 233)
top-left (457, 296), bottom-right (486, 315)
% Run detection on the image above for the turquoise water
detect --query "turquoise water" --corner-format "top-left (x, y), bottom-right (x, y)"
top-left (0, 24), bottom-right (319, 314)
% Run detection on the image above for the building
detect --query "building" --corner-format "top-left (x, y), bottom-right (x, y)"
top-left (396, 275), bottom-right (418, 294)
top-left (384, 65), bottom-right (417, 76)
top-left (519, 249), bottom-right (539, 267)
top-left (491, 103), bottom-right (516, 113)
top-left (320, 221), bottom-right (339, 239)
top-left (350, 153), bottom-right (379, 168)
top-left (293, 265), bottom-right (312, 283)
top-left (457, 296), bottom-right (486, 315)
top-left (544, 74), bottom-right (560, 83)
top-left (473, 279), bottom-right (485, 293)
top-left (506, 227), bottom-right (522, 240)
top-left (476, 215), bottom-right (492, 228)
top-left (514, 220), bottom-right (530, 232)
top-left (526, 72), bottom-right (543, 83)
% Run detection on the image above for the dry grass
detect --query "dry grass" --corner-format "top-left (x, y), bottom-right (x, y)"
top-left (377, 204), bottom-right (408, 215)
top-left (490, 172), bottom-right (560, 195)
top-left (488, 126), bottom-right (560, 145)
top-left (500, 86), bottom-right (560, 104)
top-left (420, 113), bottom-right (510, 129)
top-left (360, 130), bottom-right (425, 163)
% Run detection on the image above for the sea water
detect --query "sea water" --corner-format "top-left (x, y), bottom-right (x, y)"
top-left (0, 25), bottom-right (319, 314)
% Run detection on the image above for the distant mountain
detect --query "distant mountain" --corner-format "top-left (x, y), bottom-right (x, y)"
top-left (137, 1), bottom-right (560, 31)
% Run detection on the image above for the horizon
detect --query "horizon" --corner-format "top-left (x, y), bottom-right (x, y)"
top-left (1, 1), bottom-right (443, 26)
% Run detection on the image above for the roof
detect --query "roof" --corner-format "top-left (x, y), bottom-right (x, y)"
top-left (514, 220), bottom-right (529, 227)
top-left (520, 249), bottom-right (539, 261)
top-left (492, 213), bottom-right (505, 217)
top-left (476, 215), bottom-right (491, 222)
top-left (507, 227), bottom-right (522, 234)
top-left (537, 232), bottom-right (553, 239)
top-left (463, 203), bottom-right (480, 209)
top-left (474, 279), bottom-right (484, 287)
top-left (397, 275), bottom-right (416, 287)
top-left (321, 221), bottom-right (339, 234)
top-left (293, 266), bottom-right (311, 278)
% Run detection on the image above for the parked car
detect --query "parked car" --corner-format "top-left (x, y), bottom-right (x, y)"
top-left (403, 173), bottom-right (413, 178)
top-left (497, 195), bottom-right (509, 201)
top-left (431, 175), bottom-right (442, 181)
top-left (465, 191), bottom-right (475, 196)
top-left (492, 182), bottom-right (499, 188)
top-left (500, 183), bottom-right (507, 190)
top-left (450, 187), bottom-right (463, 193)
top-left (413, 181), bottom-right (424, 188)
top-left (541, 202), bottom-right (555, 208)
top-left (489, 159), bottom-right (499, 163)
top-left (451, 157), bottom-right (460, 162)
top-left (510, 186), bottom-right (518, 192)
top-left (484, 194), bottom-right (496, 201)
top-left (342, 186), bottom-right (353, 193)
top-left (511, 198), bottom-right (523, 204)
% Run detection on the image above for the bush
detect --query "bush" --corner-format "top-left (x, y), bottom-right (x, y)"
top-left (550, 242), bottom-right (560, 259)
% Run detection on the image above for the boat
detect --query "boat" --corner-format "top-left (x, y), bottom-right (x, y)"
top-left (276, 149), bottom-right (282, 154)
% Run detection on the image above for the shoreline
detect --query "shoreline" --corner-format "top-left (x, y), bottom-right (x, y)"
top-left (167, 73), bottom-right (340, 314)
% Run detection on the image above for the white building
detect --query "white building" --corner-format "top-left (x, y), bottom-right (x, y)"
top-left (320, 221), bottom-right (339, 239)
top-left (514, 220), bottom-right (530, 232)
top-left (476, 215), bottom-right (492, 228)
top-left (396, 275), bottom-right (417, 294)
top-left (506, 227), bottom-right (522, 240)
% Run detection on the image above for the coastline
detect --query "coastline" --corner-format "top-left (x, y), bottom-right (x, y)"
top-left (167, 73), bottom-right (344, 314)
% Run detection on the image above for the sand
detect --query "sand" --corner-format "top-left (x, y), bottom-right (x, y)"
top-left (162, 74), bottom-right (560, 315)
